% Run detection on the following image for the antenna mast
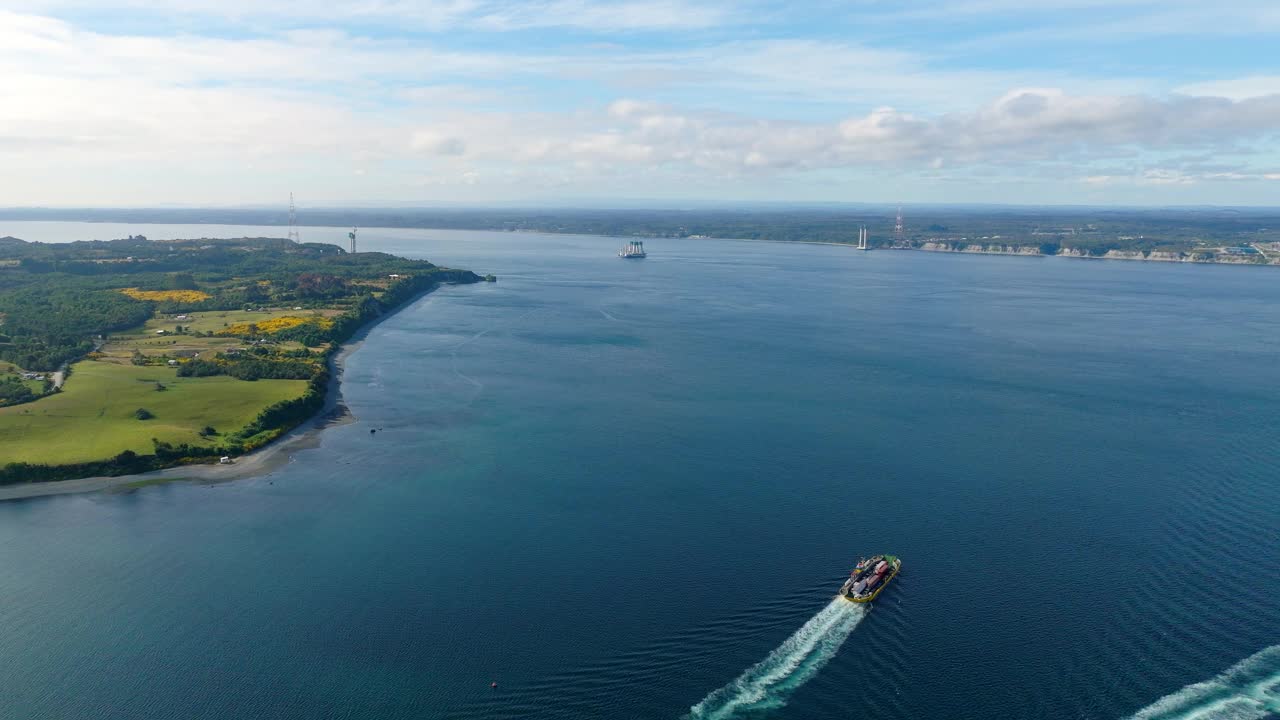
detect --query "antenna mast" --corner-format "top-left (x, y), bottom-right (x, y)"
top-left (348, 227), bottom-right (358, 254)
top-left (287, 193), bottom-right (301, 243)
top-left (894, 205), bottom-right (904, 245)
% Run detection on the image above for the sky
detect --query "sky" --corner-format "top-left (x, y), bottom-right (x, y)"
top-left (2, 0), bottom-right (1280, 207)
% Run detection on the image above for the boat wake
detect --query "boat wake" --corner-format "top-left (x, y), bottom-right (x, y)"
top-left (1126, 645), bottom-right (1280, 720)
top-left (685, 597), bottom-right (866, 720)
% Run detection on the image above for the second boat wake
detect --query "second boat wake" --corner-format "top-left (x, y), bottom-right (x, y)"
top-left (685, 597), bottom-right (867, 720)
top-left (1125, 644), bottom-right (1280, 720)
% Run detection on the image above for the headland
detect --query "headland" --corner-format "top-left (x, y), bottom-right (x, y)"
top-left (0, 235), bottom-right (482, 499)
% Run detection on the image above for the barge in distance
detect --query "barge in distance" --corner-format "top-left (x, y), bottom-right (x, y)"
top-left (840, 555), bottom-right (901, 603)
top-left (618, 240), bottom-right (647, 258)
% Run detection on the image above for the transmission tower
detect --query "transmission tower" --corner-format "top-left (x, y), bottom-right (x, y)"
top-left (894, 206), bottom-right (904, 245)
top-left (287, 193), bottom-right (301, 243)
top-left (348, 227), bottom-right (358, 254)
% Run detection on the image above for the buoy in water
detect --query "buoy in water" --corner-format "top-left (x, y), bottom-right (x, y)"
top-left (490, 682), bottom-right (498, 689)
top-left (370, 428), bottom-right (377, 434)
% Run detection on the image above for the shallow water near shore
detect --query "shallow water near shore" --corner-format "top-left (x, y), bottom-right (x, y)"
top-left (1, 223), bottom-right (1279, 719)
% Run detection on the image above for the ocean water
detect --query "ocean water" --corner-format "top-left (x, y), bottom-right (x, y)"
top-left (1, 222), bottom-right (1278, 720)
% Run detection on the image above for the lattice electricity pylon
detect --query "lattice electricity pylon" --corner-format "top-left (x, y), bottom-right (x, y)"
top-left (287, 193), bottom-right (301, 243)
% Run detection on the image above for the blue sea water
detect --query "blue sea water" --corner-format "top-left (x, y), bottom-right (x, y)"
top-left (1, 222), bottom-right (1278, 720)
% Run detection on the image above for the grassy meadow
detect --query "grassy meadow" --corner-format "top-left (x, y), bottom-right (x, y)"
top-left (0, 361), bottom-right (307, 464)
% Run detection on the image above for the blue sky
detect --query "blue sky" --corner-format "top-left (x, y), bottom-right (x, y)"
top-left (3, 0), bottom-right (1279, 206)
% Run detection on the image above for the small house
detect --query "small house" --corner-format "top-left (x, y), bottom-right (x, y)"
top-left (167, 360), bottom-right (178, 366)
top-left (155, 329), bottom-right (167, 335)
top-left (219, 456), bottom-right (233, 465)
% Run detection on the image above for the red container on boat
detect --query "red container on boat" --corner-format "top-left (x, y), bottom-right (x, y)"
top-left (874, 561), bottom-right (888, 574)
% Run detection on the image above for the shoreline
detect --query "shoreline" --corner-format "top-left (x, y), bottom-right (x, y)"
top-left (5, 219), bottom-right (1274, 268)
top-left (718, 237), bottom-right (1277, 266)
top-left (0, 285), bottom-right (447, 503)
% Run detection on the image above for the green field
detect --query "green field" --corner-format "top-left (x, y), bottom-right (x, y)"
top-left (0, 361), bottom-right (307, 464)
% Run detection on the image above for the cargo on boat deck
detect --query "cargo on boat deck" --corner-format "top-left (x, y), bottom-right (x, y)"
top-left (838, 554), bottom-right (901, 603)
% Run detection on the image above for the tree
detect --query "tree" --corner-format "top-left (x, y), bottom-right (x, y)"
top-left (296, 273), bottom-right (348, 298)
top-left (134, 408), bottom-right (154, 420)
top-left (167, 272), bottom-right (198, 290)
top-left (243, 283), bottom-right (270, 304)
top-left (131, 349), bottom-right (147, 366)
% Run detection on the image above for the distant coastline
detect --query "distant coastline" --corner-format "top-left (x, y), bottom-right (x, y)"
top-left (698, 236), bottom-right (1279, 266)
top-left (904, 242), bottom-right (1279, 266)
top-left (4, 206), bottom-right (1278, 266)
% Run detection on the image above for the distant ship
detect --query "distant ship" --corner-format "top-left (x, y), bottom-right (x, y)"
top-left (619, 241), bottom-right (647, 258)
top-left (840, 555), bottom-right (901, 602)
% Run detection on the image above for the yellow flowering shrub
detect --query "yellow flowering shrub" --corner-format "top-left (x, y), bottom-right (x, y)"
top-left (217, 316), bottom-right (334, 336)
top-left (120, 288), bottom-right (212, 302)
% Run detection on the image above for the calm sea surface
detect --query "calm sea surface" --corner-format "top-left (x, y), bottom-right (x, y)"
top-left (1, 221), bottom-right (1278, 720)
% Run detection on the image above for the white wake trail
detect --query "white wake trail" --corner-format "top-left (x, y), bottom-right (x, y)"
top-left (686, 598), bottom-right (867, 720)
top-left (1127, 645), bottom-right (1280, 720)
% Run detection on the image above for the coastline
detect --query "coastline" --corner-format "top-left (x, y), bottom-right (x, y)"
top-left (903, 243), bottom-right (1278, 265)
top-left (6, 219), bottom-right (1275, 267)
top-left (0, 284), bottom-right (447, 503)
top-left (721, 236), bottom-right (1277, 265)
top-left (617, 232), bottom-right (1278, 266)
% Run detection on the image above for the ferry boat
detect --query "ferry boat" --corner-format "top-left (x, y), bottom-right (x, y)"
top-left (839, 554), bottom-right (901, 603)
top-left (618, 241), bottom-right (647, 258)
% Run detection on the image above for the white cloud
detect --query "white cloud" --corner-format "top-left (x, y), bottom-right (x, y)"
top-left (410, 130), bottom-right (468, 155)
top-left (388, 90), bottom-right (1280, 182)
top-left (4, 5), bottom-right (1280, 204)
top-left (1139, 169), bottom-right (1194, 186)
top-left (1176, 76), bottom-right (1280, 101)
top-left (1079, 168), bottom-right (1280, 187)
